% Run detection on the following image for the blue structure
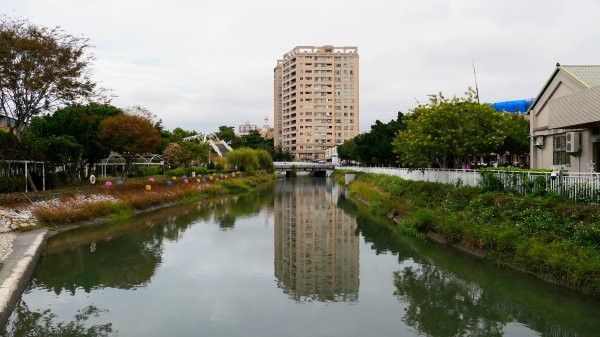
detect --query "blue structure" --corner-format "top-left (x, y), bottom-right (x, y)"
top-left (491, 98), bottom-right (534, 114)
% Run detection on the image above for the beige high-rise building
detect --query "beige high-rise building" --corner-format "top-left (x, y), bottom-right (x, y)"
top-left (274, 46), bottom-right (359, 160)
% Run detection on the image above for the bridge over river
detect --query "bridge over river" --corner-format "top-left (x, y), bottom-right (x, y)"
top-left (273, 162), bottom-right (336, 177)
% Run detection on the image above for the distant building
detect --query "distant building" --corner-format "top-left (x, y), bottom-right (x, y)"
top-left (529, 64), bottom-right (600, 171)
top-left (324, 146), bottom-right (339, 165)
top-left (0, 113), bottom-right (16, 133)
top-left (237, 121), bottom-right (259, 136)
top-left (274, 60), bottom-right (283, 147)
top-left (274, 46), bottom-right (359, 161)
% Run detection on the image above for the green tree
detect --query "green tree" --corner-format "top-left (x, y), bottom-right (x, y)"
top-left (160, 127), bottom-right (198, 152)
top-left (393, 90), bottom-right (508, 168)
top-left (25, 104), bottom-right (122, 177)
top-left (0, 16), bottom-right (98, 190)
top-left (241, 129), bottom-right (271, 150)
top-left (98, 114), bottom-right (161, 179)
top-left (338, 112), bottom-right (406, 166)
top-left (273, 145), bottom-right (293, 161)
top-left (179, 141), bottom-right (211, 168)
top-left (227, 147), bottom-right (260, 173)
top-left (498, 112), bottom-right (530, 156)
top-left (216, 125), bottom-right (244, 148)
top-left (338, 136), bottom-right (358, 162)
top-left (256, 149), bottom-right (274, 173)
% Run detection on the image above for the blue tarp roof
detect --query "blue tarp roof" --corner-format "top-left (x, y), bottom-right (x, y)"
top-left (491, 98), bottom-right (534, 114)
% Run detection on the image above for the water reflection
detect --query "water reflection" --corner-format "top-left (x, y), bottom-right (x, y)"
top-left (31, 187), bottom-right (274, 295)
top-left (338, 195), bottom-right (599, 337)
top-left (274, 178), bottom-right (359, 302)
top-left (6, 303), bottom-right (112, 337)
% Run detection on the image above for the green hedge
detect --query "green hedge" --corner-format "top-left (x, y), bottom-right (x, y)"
top-left (0, 176), bottom-right (25, 193)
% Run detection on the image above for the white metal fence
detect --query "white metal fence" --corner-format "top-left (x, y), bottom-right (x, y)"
top-left (337, 166), bottom-right (600, 203)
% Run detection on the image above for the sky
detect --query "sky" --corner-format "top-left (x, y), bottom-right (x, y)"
top-left (4, 0), bottom-right (600, 133)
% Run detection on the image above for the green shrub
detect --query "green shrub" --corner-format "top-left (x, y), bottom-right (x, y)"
top-left (166, 167), bottom-right (190, 177)
top-left (479, 171), bottom-right (504, 192)
top-left (135, 165), bottom-right (163, 177)
top-left (0, 176), bottom-right (24, 193)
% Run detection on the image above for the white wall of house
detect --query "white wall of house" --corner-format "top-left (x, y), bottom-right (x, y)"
top-left (530, 68), bottom-right (600, 172)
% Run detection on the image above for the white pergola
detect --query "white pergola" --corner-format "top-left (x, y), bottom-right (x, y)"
top-left (98, 152), bottom-right (164, 178)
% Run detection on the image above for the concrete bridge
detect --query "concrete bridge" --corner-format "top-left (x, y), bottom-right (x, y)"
top-left (273, 162), bottom-right (336, 177)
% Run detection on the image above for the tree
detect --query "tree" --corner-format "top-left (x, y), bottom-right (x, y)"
top-left (179, 141), bottom-right (211, 167)
top-left (256, 149), bottom-right (274, 173)
top-left (216, 125), bottom-right (244, 148)
top-left (0, 16), bottom-right (97, 190)
top-left (163, 143), bottom-right (183, 169)
top-left (337, 112), bottom-right (406, 166)
top-left (273, 145), bottom-right (293, 161)
top-left (25, 104), bottom-right (122, 177)
top-left (0, 16), bottom-right (97, 142)
top-left (227, 148), bottom-right (260, 173)
top-left (393, 90), bottom-right (509, 168)
top-left (98, 114), bottom-right (161, 178)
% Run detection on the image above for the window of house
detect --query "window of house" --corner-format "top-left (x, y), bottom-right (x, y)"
top-left (553, 134), bottom-right (570, 166)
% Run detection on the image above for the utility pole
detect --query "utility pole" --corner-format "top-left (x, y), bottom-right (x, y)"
top-left (472, 58), bottom-right (480, 103)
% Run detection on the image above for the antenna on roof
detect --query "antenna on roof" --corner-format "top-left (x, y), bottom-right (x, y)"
top-left (472, 58), bottom-right (480, 103)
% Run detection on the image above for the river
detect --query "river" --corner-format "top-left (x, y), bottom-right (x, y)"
top-left (2, 177), bottom-right (599, 337)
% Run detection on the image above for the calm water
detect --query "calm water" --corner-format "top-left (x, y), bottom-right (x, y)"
top-left (2, 177), bottom-right (599, 337)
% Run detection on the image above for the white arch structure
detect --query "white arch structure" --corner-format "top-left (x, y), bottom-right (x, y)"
top-left (183, 132), bottom-right (233, 157)
top-left (99, 152), bottom-right (164, 178)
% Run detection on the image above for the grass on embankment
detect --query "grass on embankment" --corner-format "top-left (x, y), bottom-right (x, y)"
top-left (33, 174), bottom-right (274, 225)
top-left (334, 170), bottom-right (600, 298)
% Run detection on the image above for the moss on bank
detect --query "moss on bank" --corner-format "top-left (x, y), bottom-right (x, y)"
top-left (334, 170), bottom-right (600, 298)
top-left (34, 174), bottom-right (275, 226)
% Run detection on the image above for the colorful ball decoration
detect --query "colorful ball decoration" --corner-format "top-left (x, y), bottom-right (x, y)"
top-left (104, 181), bottom-right (112, 187)
top-left (197, 178), bottom-right (201, 183)
top-left (220, 174), bottom-right (224, 179)
top-left (184, 179), bottom-right (189, 184)
top-left (172, 176), bottom-right (177, 180)
top-left (116, 180), bottom-right (124, 185)
top-left (201, 178), bottom-right (206, 183)
top-left (167, 180), bottom-right (173, 187)
top-left (148, 177), bottom-right (155, 183)
top-left (145, 185), bottom-right (152, 191)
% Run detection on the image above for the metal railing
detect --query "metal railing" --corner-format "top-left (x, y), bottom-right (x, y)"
top-left (337, 166), bottom-right (600, 203)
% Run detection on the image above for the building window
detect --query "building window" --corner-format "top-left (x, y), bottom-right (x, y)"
top-left (553, 134), bottom-right (570, 166)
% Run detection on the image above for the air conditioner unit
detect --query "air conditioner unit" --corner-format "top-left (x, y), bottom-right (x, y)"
top-left (534, 136), bottom-right (544, 147)
top-left (565, 132), bottom-right (580, 153)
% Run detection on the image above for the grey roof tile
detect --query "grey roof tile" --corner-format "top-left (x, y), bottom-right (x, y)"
top-left (560, 65), bottom-right (600, 87)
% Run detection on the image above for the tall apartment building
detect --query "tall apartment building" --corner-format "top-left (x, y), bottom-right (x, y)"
top-left (274, 46), bottom-right (359, 160)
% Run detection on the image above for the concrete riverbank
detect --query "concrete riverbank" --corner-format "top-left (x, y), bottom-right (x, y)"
top-left (0, 229), bottom-right (49, 327)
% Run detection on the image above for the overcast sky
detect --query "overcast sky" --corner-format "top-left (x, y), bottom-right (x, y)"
top-left (4, 0), bottom-right (600, 133)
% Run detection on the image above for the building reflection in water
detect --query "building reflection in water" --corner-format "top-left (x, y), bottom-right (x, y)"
top-left (274, 178), bottom-right (359, 302)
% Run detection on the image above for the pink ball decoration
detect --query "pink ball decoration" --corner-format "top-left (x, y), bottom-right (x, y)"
top-left (148, 177), bottom-right (155, 183)
top-left (184, 179), bottom-right (189, 184)
top-left (104, 181), bottom-right (112, 187)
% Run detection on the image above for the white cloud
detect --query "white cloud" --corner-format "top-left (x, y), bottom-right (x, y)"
top-left (4, 0), bottom-right (600, 132)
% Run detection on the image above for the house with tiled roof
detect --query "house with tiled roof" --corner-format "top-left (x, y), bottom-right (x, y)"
top-left (528, 64), bottom-right (600, 171)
